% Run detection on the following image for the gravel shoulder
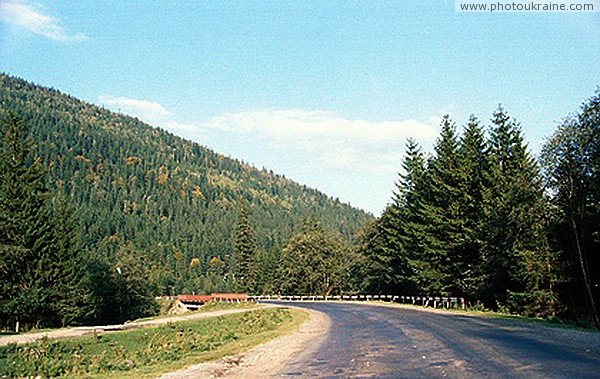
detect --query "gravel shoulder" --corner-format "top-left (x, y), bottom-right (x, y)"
top-left (158, 306), bottom-right (331, 378)
top-left (0, 304), bottom-right (276, 347)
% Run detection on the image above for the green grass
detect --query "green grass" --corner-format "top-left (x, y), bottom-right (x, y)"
top-left (0, 306), bottom-right (307, 378)
top-left (195, 301), bottom-right (260, 313)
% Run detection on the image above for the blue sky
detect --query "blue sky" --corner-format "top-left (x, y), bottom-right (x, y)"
top-left (1, 1), bottom-right (599, 214)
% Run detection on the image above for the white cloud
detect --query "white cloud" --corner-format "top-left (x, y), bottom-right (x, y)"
top-left (206, 109), bottom-right (436, 144)
top-left (98, 95), bottom-right (204, 140)
top-left (0, 1), bottom-right (86, 42)
top-left (204, 109), bottom-right (438, 173)
top-left (99, 96), bottom-right (172, 121)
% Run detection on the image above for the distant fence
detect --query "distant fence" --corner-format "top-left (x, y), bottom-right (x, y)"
top-left (157, 293), bottom-right (249, 303)
top-left (156, 293), bottom-right (466, 310)
top-left (250, 294), bottom-right (465, 310)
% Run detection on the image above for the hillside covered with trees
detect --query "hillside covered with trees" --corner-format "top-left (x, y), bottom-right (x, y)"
top-left (0, 74), bottom-right (371, 327)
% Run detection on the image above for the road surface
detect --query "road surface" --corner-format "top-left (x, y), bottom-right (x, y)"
top-left (267, 302), bottom-right (600, 378)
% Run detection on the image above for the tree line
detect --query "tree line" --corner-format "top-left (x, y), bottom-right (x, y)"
top-left (226, 90), bottom-right (599, 328)
top-left (355, 92), bottom-right (599, 327)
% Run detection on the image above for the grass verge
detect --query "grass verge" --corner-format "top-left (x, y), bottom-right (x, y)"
top-left (0, 306), bottom-right (307, 378)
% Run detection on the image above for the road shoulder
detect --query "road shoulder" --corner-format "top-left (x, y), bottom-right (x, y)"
top-left (158, 306), bottom-right (331, 378)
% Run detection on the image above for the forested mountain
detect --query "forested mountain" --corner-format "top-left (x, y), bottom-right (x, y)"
top-left (0, 73), bottom-right (370, 300)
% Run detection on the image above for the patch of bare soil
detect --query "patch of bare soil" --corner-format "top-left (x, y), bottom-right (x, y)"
top-left (158, 307), bottom-right (331, 378)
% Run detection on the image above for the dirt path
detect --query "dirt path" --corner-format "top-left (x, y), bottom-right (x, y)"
top-left (158, 307), bottom-right (331, 378)
top-left (0, 305), bottom-right (275, 347)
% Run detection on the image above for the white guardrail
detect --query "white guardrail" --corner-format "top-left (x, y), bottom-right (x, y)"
top-left (250, 294), bottom-right (465, 309)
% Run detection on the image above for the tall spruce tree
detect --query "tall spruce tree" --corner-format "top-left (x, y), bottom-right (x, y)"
top-left (481, 107), bottom-right (554, 315)
top-left (389, 138), bottom-right (426, 294)
top-left (45, 197), bottom-right (95, 326)
top-left (252, 246), bottom-right (281, 295)
top-left (0, 112), bottom-right (92, 328)
top-left (0, 112), bottom-right (48, 327)
top-left (360, 210), bottom-right (408, 294)
top-left (456, 116), bottom-right (489, 299)
top-left (233, 199), bottom-right (257, 293)
top-left (360, 138), bottom-right (426, 295)
top-left (408, 116), bottom-right (465, 295)
top-left (112, 242), bottom-right (158, 322)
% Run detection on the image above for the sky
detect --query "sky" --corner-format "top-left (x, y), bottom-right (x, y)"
top-left (1, 0), bottom-right (599, 214)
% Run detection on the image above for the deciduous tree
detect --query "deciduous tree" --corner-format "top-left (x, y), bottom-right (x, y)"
top-left (541, 90), bottom-right (600, 327)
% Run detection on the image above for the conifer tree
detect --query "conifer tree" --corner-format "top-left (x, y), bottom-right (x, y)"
top-left (233, 199), bottom-right (257, 293)
top-left (407, 116), bottom-right (465, 295)
top-left (456, 116), bottom-right (489, 298)
top-left (45, 196), bottom-right (95, 326)
top-left (386, 138), bottom-right (426, 293)
top-left (0, 112), bottom-right (92, 328)
top-left (480, 107), bottom-right (554, 315)
top-left (360, 212), bottom-right (405, 294)
top-left (252, 246), bottom-right (280, 295)
top-left (0, 112), bottom-right (55, 327)
top-left (359, 139), bottom-right (426, 295)
top-left (395, 138), bottom-right (427, 207)
top-left (112, 243), bottom-right (158, 322)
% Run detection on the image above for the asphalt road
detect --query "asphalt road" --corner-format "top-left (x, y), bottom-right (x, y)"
top-left (266, 302), bottom-right (600, 378)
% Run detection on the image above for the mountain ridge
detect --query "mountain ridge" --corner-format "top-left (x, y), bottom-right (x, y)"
top-left (0, 73), bottom-right (371, 295)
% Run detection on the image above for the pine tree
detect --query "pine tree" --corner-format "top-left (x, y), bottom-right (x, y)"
top-left (233, 199), bottom-right (257, 293)
top-left (406, 116), bottom-right (465, 295)
top-left (0, 112), bottom-right (93, 328)
top-left (456, 116), bottom-right (489, 299)
top-left (480, 107), bottom-right (554, 315)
